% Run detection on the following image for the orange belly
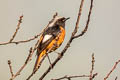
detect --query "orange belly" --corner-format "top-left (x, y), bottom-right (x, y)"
top-left (46, 26), bottom-right (65, 52)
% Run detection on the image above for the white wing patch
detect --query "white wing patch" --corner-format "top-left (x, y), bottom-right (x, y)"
top-left (42, 35), bottom-right (52, 43)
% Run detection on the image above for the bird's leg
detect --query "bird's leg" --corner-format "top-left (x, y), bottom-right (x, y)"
top-left (46, 46), bottom-right (55, 69)
top-left (46, 53), bottom-right (53, 69)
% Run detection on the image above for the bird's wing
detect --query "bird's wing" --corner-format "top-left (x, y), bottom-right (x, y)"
top-left (36, 26), bottom-right (60, 56)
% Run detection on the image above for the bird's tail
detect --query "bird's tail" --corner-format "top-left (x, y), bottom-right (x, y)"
top-left (33, 50), bottom-right (46, 72)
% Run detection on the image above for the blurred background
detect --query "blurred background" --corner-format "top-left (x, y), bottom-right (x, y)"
top-left (0, 0), bottom-right (120, 80)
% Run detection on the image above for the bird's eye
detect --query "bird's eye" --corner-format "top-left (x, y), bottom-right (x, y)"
top-left (60, 17), bottom-right (65, 22)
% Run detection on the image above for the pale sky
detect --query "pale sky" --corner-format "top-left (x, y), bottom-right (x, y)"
top-left (0, 0), bottom-right (120, 80)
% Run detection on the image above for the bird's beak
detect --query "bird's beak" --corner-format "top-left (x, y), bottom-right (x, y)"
top-left (64, 17), bottom-right (70, 21)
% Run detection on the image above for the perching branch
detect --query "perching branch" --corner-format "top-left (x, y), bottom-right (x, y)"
top-left (39, 0), bottom-right (94, 80)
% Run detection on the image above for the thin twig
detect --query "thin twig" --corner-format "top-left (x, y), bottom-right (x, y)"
top-left (52, 73), bottom-right (97, 80)
top-left (0, 14), bottom-right (42, 45)
top-left (71, 0), bottom-right (85, 37)
top-left (0, 33), bottom-right (41, 45)
top-left (51, 53), bottom-right (97, 80)
top-left (73, 0), bottom-right (93, 39)
top-left (39, 0), bottom-right (94, 80)
top-left (8, 60), bottom-right (14, 77)
top-left (104, 59), bottom-right (120, 80)
top-left (52, 75), bottom-right (90, 80)
top-left (9, 39), bottom-right (40, 80)
top-left (89, 53), bottom-right (95, 80)
top-left (9, 15), bottom-right (23, 42)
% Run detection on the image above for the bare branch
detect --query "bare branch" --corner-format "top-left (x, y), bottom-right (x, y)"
top-left (0, 15), bottom-right (41, 45)
top-left (89, 53), bottom-right (95, 80)
top-left (9, 39), bottom-right (40, 80)
top-left (73, 0), bottom-right (93, 39)
top-left (51, 53), bottom-right (97, 80)
top-left (0, 33), bottom-right (41, 45)
top-left (9, 15), bottom-right (23, 42)
top-left (71, 0), bottom-right (85, 36)
top-left (104, 59), bottom-right (120, 80)
top-left (52, 73), bottom-right (97, 80)
top-left (52, 75), bottom-right (90, 80)
top-left (0, 15), bottom-right (23, 45)
top-left (8, 60), bottom-right (14, 77)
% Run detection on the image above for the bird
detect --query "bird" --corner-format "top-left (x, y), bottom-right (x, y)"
top-left (33, 14), bottom-right (70, 72)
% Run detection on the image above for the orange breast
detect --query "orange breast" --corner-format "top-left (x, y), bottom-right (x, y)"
top-left (57, 26), bottom-right (65, 46)
top-left (46, 26), bottom-right (65, 52)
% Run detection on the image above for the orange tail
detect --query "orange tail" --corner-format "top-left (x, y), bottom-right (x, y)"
top-left (33, 50), bottom-right (46, 72)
